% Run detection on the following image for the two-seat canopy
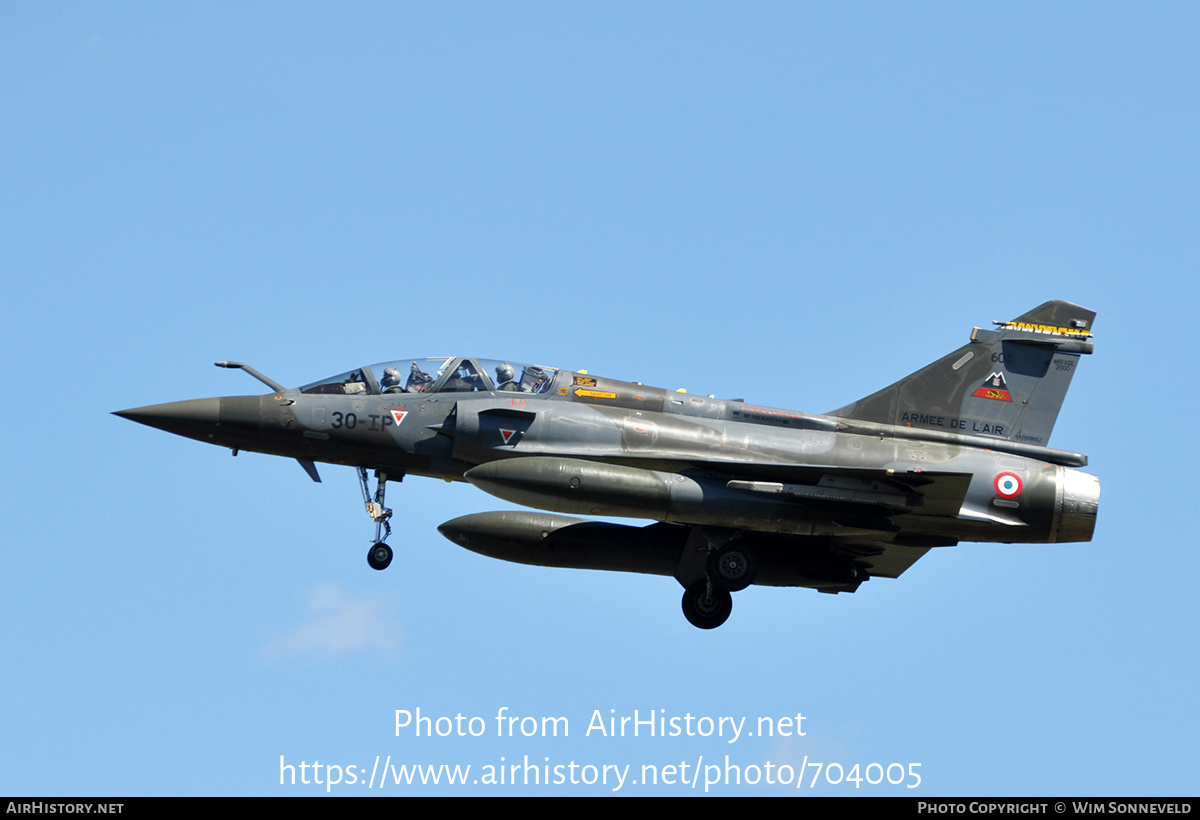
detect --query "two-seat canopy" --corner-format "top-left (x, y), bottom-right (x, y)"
top-left (300, 358), bottom-right (558, 397)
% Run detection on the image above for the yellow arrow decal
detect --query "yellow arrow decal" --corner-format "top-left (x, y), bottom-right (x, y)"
top-left (574, 388), bottom-right (617, 400)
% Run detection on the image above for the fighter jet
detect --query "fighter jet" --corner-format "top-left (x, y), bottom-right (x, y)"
top-left (116, 301), bottom-right (1099, 629)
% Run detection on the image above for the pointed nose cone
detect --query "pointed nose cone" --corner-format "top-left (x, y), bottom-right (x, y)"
top-left (114, 398), bottom-right (222, 441)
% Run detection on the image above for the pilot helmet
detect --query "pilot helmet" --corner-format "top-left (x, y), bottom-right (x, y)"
top-left (381, 367), bottom-right (401, 387)
top-left (496, 363), bottom-right (515, 382)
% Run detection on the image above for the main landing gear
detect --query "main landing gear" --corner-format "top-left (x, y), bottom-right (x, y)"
top-left (681, 580), bottom-right (733, 630)
top-left (707, 542), bottom-right (757, 592)
top-left (359, 467), bottom-right (394, 570)
top-left (679, 533), bottom-right (758, 629)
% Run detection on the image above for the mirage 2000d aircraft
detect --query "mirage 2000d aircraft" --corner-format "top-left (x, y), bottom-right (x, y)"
top-left (116, 301), bottom-right (1100, 629)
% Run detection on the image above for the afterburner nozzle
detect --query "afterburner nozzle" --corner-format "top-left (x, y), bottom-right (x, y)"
top-left (1055, 468), bottom-right (1100, 543)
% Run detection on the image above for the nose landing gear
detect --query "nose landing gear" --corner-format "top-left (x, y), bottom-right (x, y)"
top-left (358, 467), bottom-right (394, 570)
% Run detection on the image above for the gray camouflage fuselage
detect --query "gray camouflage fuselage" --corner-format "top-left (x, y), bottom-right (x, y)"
top-left (116, 301), bottom-right (1101, 626)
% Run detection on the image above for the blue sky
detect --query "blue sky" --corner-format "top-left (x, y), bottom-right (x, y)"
top-left (2, 3), bottom-right (1197, 795)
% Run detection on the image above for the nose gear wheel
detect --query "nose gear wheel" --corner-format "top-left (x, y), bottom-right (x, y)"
top-left (368, 541), bottom-right (393, 570)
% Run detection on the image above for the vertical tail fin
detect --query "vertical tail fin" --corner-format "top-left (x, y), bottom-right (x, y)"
top-left (830, 301), bottom-right (1095, 447)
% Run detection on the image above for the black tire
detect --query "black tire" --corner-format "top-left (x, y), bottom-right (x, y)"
top-left (681, 580), bottom-right (733, 629)
top-left (368, 542), bottom-right (393, 571)
top-left (707, 543), bottom-right (757, 592)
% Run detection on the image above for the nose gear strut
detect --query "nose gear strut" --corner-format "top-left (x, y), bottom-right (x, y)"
top-left (358, 467), bottom-right (394, 570)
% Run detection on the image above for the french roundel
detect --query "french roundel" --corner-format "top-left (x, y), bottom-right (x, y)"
top-left (994, 472), bottom-right (1023, 499)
